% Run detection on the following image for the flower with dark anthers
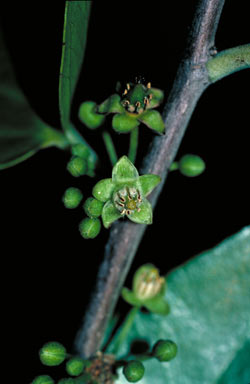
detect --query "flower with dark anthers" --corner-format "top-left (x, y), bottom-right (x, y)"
top-left (96, 80), bottom-right (165, 134)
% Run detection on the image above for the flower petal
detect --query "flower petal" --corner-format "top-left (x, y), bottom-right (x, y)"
top-left (144, 297), bottom-right (170, 315)
top-left (147, 87), bottom-right (164, 109)
top-left (112, 113), bottom-right (139, 133)
top-left (112, 156), bottom-right (139, 183)
top-left (121, 287), bottom-right (142, 307)
top-left (138, 110), bottom-right (165, 134)
top-left (102, 200), bottom-right (122, 228)
top-left (139, 174), bottom-right (161, 197)
top-left (128, 199), bottom-right (153, 225)
top-left (92, 178), bottom-right (115, 202)
top-left (98, 94), bottom-right (124, 114)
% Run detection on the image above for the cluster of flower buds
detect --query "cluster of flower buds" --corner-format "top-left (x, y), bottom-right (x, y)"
top-left (122, 338), bottom-right (178, 382)
top-left (66, 143), bottom-right (97, 178)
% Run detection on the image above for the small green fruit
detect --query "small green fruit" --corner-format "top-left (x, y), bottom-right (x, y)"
top-left (83, 197), bottom-right (104, 218)
top-left (79, 217), bottom-right (101, 239)
top-left (179, 154), bottom-right (205, 177)
top-left (123, 360), bottom-right (145, 383)
top-left (152, 339), bottom-right (178, 362)
top-left (39, 341), bottom-right (66, 366)
top-left (67, 156), bottom-right (87, 177)
top-left (66, 357), bottom-right (86, 376)
top-left (32, 375), bottom-right (54, 384)
top-left (79, 101), bottom-right (105, 129)
top-left (63, 187), bottom-right (83, 209)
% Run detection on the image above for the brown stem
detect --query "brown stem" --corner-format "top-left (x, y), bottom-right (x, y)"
top-left (75, 0), bottom-right (225, 358)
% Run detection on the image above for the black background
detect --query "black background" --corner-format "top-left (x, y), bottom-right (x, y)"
top-left (0, 1), bottom-right (249, 382)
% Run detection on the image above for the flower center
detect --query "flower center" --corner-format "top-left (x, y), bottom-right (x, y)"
top-left (121, 82), bottom-right (153, 115)
top-left (113, 186), bottom-right (142, 215)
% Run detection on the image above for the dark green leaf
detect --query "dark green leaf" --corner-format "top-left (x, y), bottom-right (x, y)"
top-left (0, 29), bottom-right (68, 170)
top-left (111, 227), bottom-right (250, 384)
top-left (59, 1), bottom-right (92, 133)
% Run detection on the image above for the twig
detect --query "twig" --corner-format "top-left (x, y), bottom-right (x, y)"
top-left (75, 0), bottom-right (225, 358)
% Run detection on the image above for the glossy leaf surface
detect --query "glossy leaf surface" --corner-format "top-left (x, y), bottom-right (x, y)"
top-left (112, 227), bottom-right (250, 384)
top-left (0, 30), bottom-right (67, 169)
top-left (59, 1), bottom-right (92, 133)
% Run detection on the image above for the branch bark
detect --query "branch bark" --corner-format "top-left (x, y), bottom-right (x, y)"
top-left (75, 0), bottom-right (225, 358)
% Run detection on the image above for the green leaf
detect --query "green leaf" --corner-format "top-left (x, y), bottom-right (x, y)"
top-left (0, 29), bottom-right (68, 170)
top-left (139, 175), bottom-right (161, 197)
top-left (59, 1), bottom-right (92, 134)
top-left (128, 199), bottom-right (152, 225)
top-left (112, 156), bottom-right (139, 183)
top-left (92, 178), bottom-right (115, 202)
top-left (111, 227), bottom-right (250, 384)
top-left (102, 200), bottom-right (121, 229)
top-left (138, 110), bottom-right (165, 134)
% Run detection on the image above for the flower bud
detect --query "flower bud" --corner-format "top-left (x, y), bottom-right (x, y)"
top-left (123, 360), bottom-right (145, 383)
top-left (71, 143), bottom-right (90, 159)
top-left (32, 375), bottom-right (54, 384)
top-left (83, 197), bottom-right (104, 218)
top-left (133, 264), bottom-right (166, 301)
top-left (62, 187), bottom-right (83, 209)
top-left (79, 217), bottom-right (101, 239)
top-left (67, 156), bottom-right (87, 177)
top-left (66, 357), bottom-right (87, 376)
top-left (39, 341), bottom-right (66, 366)
top-left (79, 101), bottom-right (105, 129)
top-left (178, 154), bottom-right (205, 177)
top-left (152, 339), bottom-right (178, 362)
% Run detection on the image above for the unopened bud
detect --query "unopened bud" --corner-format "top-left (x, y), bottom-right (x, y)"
top-left (133, 264), bottom-right (165, 301)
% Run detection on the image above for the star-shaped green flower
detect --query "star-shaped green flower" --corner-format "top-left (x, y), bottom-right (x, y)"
top-left (97, 82), bottom-right (165, 134)
top-left (92, 156), bottom-right (161, 228)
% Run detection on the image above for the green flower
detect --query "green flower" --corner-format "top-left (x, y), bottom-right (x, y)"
top-left (121, 264), bottom-right (170, 315)
top-left (92, 156), bottom-right (161, 228)
top-left (97, 81), bottom-right (165, 134)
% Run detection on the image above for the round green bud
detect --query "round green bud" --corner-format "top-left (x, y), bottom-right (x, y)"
top-left (63, 187), bottom-right (83, 209)
top-left (66, 357), bottom-right (86, 377)
top-left (57, 379), bottom-right (75, 384)
top-left (71, 143), bottom-right (90, 159)
top-left (39, 341), bottom-right (66, 366)
top-left (83, 197), bottom-right (104, 218)
top-left (32, 375), bottom-right (54, 384)
top-left (67, 156), bottom-right (87, 177)
top-left (178, 154), bottom-right (205, 177)
top-left (79, 217), bottom-right (101, 239)
top-left (79, 101), bottom-right (105, 129)
top-left (152, 339), bottom-right (178, 362)
top-left (123, 360), bottom-right (145, 383)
